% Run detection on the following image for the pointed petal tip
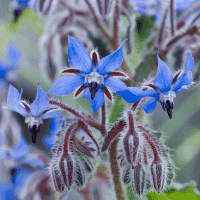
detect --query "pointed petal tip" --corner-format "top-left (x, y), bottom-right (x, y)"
top-left (186, 52), bottom-right (194, 73)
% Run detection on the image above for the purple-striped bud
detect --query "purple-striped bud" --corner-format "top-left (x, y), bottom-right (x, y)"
top-left (59, 154), bottom-right (74, 189)
top-left (123, 132), bottom-right (139, 168)
top-left (133, 165), bottom-right (146, 197)
top-left (122, 165), bottom-right (131, 184)
top-left (74, 161), bottom-right (86, 187)
top-left (151, 160), bottom-right (167, 193)
top-left (96, 0), bottom-right (113, 20)
top-left (31, 0), bottom-right (58, 16)
top-left (51, 164), bottom-right (65, 192)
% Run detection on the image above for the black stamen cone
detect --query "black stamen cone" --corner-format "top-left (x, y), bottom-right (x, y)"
top-left (89, 82), bottom-right (98, 100)
top-left (13, 9), bottom-right (23, 23)
top-left (166, 100), bottom-right (172, 119)
top-left (28, 125), bottom-right (40, 143)
top-left (10, 168), bottom-right (17, 183)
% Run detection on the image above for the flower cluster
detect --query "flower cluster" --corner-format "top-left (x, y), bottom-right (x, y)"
top-left (118, 111), bottom-right (169, 196)
top-left (2, 0), bottom-right (200, 199)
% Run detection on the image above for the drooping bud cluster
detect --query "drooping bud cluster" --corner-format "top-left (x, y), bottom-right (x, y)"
top-left (96, 0), bottom-right (114, 20)
top-left (117, 111), bottom-right (172, 197)
top-left (49, 120), bottom-right (100, 193)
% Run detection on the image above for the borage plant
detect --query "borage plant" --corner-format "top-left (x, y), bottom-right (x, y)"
top-left (1, 0), bottom-right (200, 199)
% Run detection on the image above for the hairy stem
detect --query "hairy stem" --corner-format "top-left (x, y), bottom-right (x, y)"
top-left (109, 139), bottom-right (126, 200)
top-left (49, 100), bottom-right (106, 135)
top-left (101, 101), bottom-right (106, 127)
top-left (170, 0), bottom-right (175, 36)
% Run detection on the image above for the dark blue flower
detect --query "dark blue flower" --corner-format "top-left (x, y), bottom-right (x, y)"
top-left (9, 0), bottom-right (30, 22)
top-left (7, 84), bottom-right (64, 143)
top-left (117, 53), bottom-right (194, 119)
top-left (48, 35), bottom-right (128, 112)
top-left (0, 43), bottom-right (21, 89)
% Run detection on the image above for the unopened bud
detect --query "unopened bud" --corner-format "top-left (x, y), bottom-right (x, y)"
top-left (133, 165), bottom-right (146, 196)
top-left (51, 164), bottom-right (65, 192)
top-left (59, 154), bottom-right (74, 189)
top-left (151, 160), bottom-right (167, 193)
top-left (96, 0), bottom-right (113, 20)
top-left (123, 132), bottom-right (139, 167)
top-left (31, 0), bottom-right (58, 16)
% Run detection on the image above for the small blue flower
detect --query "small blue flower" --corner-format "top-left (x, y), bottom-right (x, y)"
top-left (9, 0), bottom-right (30, 22)
top-left (48, 35), bottom-right (128, 112)
top-left (0, 131), bottom-right (46, 168)
top-left (117, 53), bottom-right (194, 119)
top-left (0, 43), bottom-right (21, 89)
top-left (7, 84), bottom-right (64, 143)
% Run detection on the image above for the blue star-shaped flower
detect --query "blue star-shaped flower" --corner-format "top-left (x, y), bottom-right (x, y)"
top-left (0, 42), bottom-right (21, 89)
top-left (9, 0), bottom-right (30, 22)
top-left (7, 84), bottom-right (64, 143)
top-left (117, 53), bottom-right (194, 119)
top-left (48, 35), bottom-right (128, 112)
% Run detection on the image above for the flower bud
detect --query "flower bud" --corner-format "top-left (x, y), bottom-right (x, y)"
top-left (31, 0), bottom-right (58, 16)
top-left (97, 0), bottom-right (113, 20)
top-left (59, 154), bottom-right (74, 189)
top-left (133, 165), bottom-right (146, 197)
top-left (151, 160), bottom-right (167, 193)
top-left (74, 161), bottom-right (86, 187)
top-left (123, 132), bottom-right (139, 168)
top-left (51, 164), bottom-right (65, 192)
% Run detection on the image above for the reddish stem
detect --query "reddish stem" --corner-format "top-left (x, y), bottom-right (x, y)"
top-left (109, 138), bottom-right (126, 200)
top-left (170, 0), bottom-right (175, 36)
top-left (101, 101), bottom-right (106, 127)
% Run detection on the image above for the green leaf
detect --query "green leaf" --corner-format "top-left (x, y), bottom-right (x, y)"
top-left (8, 8), bottom-right (44, 36)
top-left (108, 94), bottom-right (125, 126)
top-left (133, 51), bottom-right (158, 85)
top-left (147, 182), bottom-right (200, 200)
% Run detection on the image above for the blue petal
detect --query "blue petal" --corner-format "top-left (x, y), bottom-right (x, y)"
top-left (47, 75), bottom-right (84, 96)
top-left (172, 53), bottom-right (194, 93)
top-left (172, 72), bottom-right (192, 93)
top-left (68, 35), bottom-right (93, 74)
top-left (11, 135), bottom-right (29, 162)
top-left (185, 53), bottom-right (194, 73)
top-left (43, 136), bottom-right (57, 149)
top-left (83, 87), bottom-right (104, 112)
top-left (30, 84), bottom-right (49, 117)
top-left (175, 85), bottom-right (188, 93)
top-left (97, 39), bottom-right (127, 75)
top-left (117, 87), bottom-right (158, 103)
top-left (42, 112), bottom-right (64, 148)
top-left (43, 110), bottom-right (63, 122)
top-left (104, 76), bottom-right (127, 93)
top-left (153, 54), bottom-right (173, 92)
top-left (6, 42), bottom-right (21, 66)
top-left (7, 85), bottom-right (28, 117)
top-left (141, 97), bottom-right (158, 114)
top-left (23, 157), bottom-right (45, 168)
top-left (12, 167), bottom-right (36, 194)
top-left (0, 181), bottom-right (14, 200)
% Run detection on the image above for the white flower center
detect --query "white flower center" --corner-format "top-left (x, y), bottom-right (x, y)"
top-left (25, 116), bottom-right (42, 127)
top-left (85, 71), bottom-right (104, 85)
top-left (159, 90), bottom-right (176, 103)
